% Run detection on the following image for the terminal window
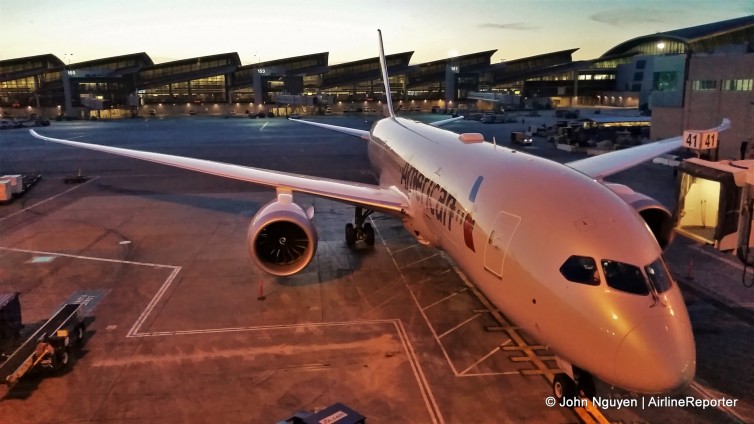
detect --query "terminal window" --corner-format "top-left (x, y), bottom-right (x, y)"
top-left (722, 79), bottom-right (753, 91)
top-left (652, 72), bottom-right (677, 91)
top-left (692, 80), bottom-right (718, 91)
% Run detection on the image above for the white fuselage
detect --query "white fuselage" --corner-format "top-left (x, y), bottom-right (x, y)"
top-left (367, 117), bottom-right (695, 394)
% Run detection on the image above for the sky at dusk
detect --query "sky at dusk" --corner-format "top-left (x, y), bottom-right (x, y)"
top-left (1, 0), bottom-right (752, 66)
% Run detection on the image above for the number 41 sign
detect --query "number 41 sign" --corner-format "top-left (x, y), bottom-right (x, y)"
top-left (683, 129), bottom-right (718, 150)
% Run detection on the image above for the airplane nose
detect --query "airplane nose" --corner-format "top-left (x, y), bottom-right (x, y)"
top-left (614, 317), bottom-right (696, 393)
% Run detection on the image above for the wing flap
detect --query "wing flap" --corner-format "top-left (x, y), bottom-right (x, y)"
top-left (567, 119), bottom-right (731, 179)
top-left (29, 130), bottom-right (407, 215)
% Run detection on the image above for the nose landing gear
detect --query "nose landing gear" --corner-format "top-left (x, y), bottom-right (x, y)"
top-left (552, 358), bottom-right (597, 402)
top-left (345, 207), bottom-right (375, 247)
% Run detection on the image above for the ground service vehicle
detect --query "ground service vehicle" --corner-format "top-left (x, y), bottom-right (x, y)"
top-left (0, 295), bottom-right (86, 387)
top-left (511, 131), bottom-right (533, 145)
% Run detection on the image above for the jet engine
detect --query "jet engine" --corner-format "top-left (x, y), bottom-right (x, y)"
top-left (247, 192), bottom-right (317, 276)
top-left (606, 183), bottom-right (675, 250)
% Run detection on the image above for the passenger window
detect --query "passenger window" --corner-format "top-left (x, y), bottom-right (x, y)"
top-left (560, 256), bottom-right (600, 286)
top-left (645, 258), bottom-right (672, 293)
top-left (601, 260), bottom-right (649, 295)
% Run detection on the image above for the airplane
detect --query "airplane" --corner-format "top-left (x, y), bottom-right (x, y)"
top-left (28, 30), bottom-right (730, 402)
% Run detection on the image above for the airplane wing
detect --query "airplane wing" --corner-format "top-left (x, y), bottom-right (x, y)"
top-left (567, 119), bottom-right (731, 180)
top-left (289, 115), bottom-right (464, 138)
top-left (28, 130), bottom-right (408, 215)
top-left (287, 119), bottom-right (370, 140)
top-left (429, 116), bottom-right (465, 127)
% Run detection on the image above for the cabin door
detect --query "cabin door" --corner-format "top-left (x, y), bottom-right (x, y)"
top-left (484, 211), bottom-right (521, 279)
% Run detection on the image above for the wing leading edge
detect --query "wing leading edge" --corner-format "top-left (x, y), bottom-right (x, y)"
top-left (286, 119), bottom-right (370, 140)
top-left (567, 119), bottom-right (731, 180)
top-left (29, 130), bottom-right (408, 215)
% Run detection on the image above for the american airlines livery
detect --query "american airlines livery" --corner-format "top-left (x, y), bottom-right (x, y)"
top-left (30, 30), bottom-right (730, 401)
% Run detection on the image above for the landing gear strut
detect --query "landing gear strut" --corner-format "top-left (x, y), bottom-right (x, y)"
top-left (345, 207), bottom-right (375, 247)
top-left (552, 359), bottom-right (597, 402)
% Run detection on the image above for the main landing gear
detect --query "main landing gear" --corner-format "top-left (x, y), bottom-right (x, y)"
top-left (552, 360), bottom-right (596, 402)
top-left (345, 207), bottom-right (375, 247)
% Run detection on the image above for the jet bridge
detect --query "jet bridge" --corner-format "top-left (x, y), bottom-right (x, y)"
top-left (675, 158), bottom-right (754, 251)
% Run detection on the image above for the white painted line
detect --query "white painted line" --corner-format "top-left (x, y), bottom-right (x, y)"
top-left (393, 320), bottom-right (444, 424)
top-left (406, 275), bottom-right (434, 288)
top-left (0, 176), bottom-right (99, 222)
top-left (260, 122), bottom-right (269, 131)
top-left (378, 231), bottom-right (413, 242)
top-left (400, 253), bottom-right (440, 269)
top-left (391, 243), bottom-right (422, 254)
top-left (127, 265), bottom-right (182, 337)
top-left (372, 218), bottom-right (449, 423)
top-left (0, 247), bottom-right (182, 339)
top-left (0, 246), bottom-right (178, 269)
top-left (132, 317), bottom-right (444, 424)
top-left (404, 270), bottom-right (452, 288)
top-left (438, 313), bottom-right (481, 339)
top-left (689, 244), bottom-right (754, 275)
top-left (374, 218), bottom-right (541, 385)
top-left (151, 320), bottom-right (351, 333)
top-left (134, 319), bottom-right (401, 337)
top-left (422, 288), bottom-right (468, 311)
top-left (457, 371), bottom-right (522, 377)
top-left (1, 213), bottom-right (442, 422)
top-left (690, 380), bottom-right (749, 423)
top-left (460, 339), bottom-right (512, 376)
top-left (373, 220), bottom-right (460, 376)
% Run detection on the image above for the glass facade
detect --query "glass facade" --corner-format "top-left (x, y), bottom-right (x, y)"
top-left (0, 55), bottom-right (64, 107)
top-left (692, 80), bottom-right (718, 91)
top-left (142, 75), bottom-right (227, 104)
top-left (691, 80), bottom-right (717, 91)
top-left (140, 58), bottom-right (235, 81)
top-left (653, 71), bottom-right (678, 91)
top-left (722, 79), bottom-right (753, 91)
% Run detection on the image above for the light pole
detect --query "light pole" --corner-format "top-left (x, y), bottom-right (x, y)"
top-left (62, 53), bottom-right (74, 117)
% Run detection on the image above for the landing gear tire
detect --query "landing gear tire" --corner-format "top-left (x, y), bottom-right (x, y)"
top-left (345, 207), bottom-right (375, 248)
top-left (345, 224), bottom-right (357, 247)
top-left (363, 223), bottom-right (375, 246)
top-left (553, 374), bottom-right (577, 403)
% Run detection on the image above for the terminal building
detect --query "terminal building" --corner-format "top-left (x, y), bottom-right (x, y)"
top-left (1, 15), bottom-right (752, 157)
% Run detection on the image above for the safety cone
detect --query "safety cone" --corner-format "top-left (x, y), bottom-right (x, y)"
top-left (257, 278), bottom-right (266, 300)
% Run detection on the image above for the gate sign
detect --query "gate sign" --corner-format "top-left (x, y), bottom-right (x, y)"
top-left (683, 129), bottom-right (718, 150)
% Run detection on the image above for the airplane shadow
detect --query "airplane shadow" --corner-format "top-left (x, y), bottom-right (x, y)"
top-left (92, 180), bottom-right (371, 284)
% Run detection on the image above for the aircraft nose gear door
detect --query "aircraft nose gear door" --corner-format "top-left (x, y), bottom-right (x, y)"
top-left (484, 211), bottom-right (521, 279)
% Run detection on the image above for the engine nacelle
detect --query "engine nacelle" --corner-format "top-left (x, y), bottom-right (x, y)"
top-left (247, 193), bottom-right (317, 276)
top-left (606, 183), bottom-right (675, 250)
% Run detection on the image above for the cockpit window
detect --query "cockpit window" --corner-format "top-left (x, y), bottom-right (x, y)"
top-left (645, 257), bottom-right (672, 293)
top-left (601, 260), bottom-right (649, 295)
top-left (560, 256), bottom-right (600, 286)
